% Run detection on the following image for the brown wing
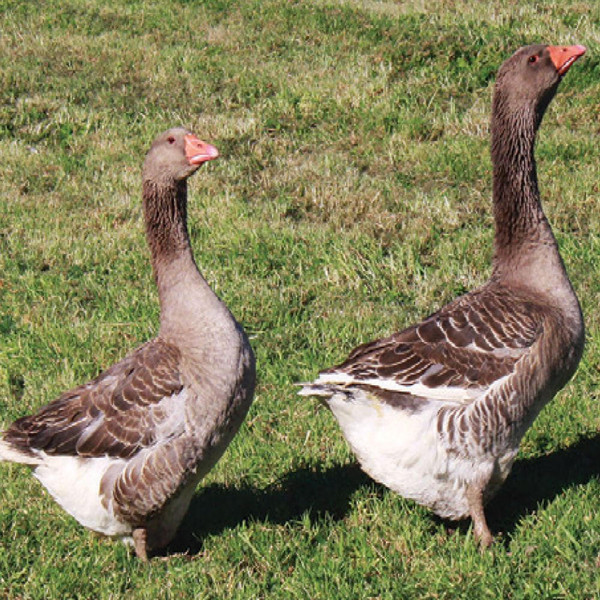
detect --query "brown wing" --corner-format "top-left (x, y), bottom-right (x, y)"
top-left (4, 339), bottom-right (184, 459)
top-left (102, 434), bottom-right (200, 524)
top-left (323, 284), bottom-right (544, 400)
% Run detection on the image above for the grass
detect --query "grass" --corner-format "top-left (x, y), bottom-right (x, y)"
top-left (1, 0), bottom-right (600, 597)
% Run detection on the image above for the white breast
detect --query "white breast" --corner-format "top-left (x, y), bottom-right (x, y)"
top-left (33, 454), bottom-right (131, 538)
top-left (325, 389), bottom-right (507, 519)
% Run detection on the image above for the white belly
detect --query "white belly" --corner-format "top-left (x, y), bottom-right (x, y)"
top-left (34, 454), bottom-right (132, 538)
top-left (327, 391), bottom-right (510, 520)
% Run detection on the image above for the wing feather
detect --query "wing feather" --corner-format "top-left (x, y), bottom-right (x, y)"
top-left (4, 339), bottom-right (184, 459)
top-left (317, 285), bottom-right (545, 405)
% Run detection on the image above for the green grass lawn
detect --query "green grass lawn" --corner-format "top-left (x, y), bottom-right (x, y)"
top-left (1, 0), bottom-right (599, 597)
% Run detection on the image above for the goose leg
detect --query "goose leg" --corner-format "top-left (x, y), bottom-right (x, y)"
top-left (466, 483), bottom-right (493, 549)
top-left (133, 527), bottom-right (149, 562)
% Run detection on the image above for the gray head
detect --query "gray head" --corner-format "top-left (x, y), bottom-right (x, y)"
top-left (143, 127), bottom-right (219, 183)
top-left (141, 128), bottom-right (219, 262)
top-left (493, 44), bottom-right (586, 128)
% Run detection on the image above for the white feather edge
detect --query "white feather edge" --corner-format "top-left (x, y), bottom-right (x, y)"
top-left (0, 439), bottom-right (41, 465)
top-left (298, 371), bottom-right (490, 403)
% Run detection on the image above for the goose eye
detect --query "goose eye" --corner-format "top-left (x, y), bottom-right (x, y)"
top-left (167, 136), bottom-right (175, 144)
top-left (528, 55), bottom-right (538, 64)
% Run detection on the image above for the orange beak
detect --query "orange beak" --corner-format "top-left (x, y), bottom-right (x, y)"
top-left (548, 45), bottom-right (586, 76)
top-left (184, 134), bottom-right (219, 166)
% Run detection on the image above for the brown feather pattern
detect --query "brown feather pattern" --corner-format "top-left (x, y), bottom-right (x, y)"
top-left (109, 436), bottom-right (198, 523)
top-left (0, 128), bottom-right (256, 559)
top-left (299, 45), bottom-right (586, 548)
top-left (4, 339), bottom-right (183, 460)
top-left (326, 284), bottom-right (541, 395)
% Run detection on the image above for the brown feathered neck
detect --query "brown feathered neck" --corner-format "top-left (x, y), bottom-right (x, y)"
top-left (143, 176), bottom-right (192, 274)
top-left (490, 75), bottom-right (558, 273)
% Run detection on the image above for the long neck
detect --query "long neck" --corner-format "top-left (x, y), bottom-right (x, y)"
top-left (142, 178), bottom-right (226, 340)
top-left (490, 96), bottom-right (559, 281)
top-left (491, 103), bottom-right (548, 247)
top-left (143, 178), bottom-right (191, 267)
top-left (489, 92), bottom-right (581, 327)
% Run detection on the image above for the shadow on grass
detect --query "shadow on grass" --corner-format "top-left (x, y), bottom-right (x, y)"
top-left (443, 433), bottom-right (600, 542)
top-left (486, 433), bottom-right (600, 538)
top-left (165, 434), bottom-right (599, 556)
top-left (165, 463), bottom-right (371, 556)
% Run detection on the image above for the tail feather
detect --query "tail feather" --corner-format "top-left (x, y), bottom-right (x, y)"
top-left (0, 439), bottom-right (42, 466)
top-left (296, 382), bottom-right (336, 399)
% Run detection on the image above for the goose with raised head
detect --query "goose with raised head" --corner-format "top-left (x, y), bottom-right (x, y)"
top-left (0, 128), bottom-right (256, 561)
top-left (299, 45), bottom-right (586, 546)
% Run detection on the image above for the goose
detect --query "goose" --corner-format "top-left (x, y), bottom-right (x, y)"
top-left (299, 44), bottom-right (586, 547)
top-left (0, 128), bottom-right (256, 561)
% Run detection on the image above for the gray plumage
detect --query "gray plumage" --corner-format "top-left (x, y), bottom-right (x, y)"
top-left (0, 128), bottom-right (256, 560)
top-left (299, 45), bottom-right (586, 546)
